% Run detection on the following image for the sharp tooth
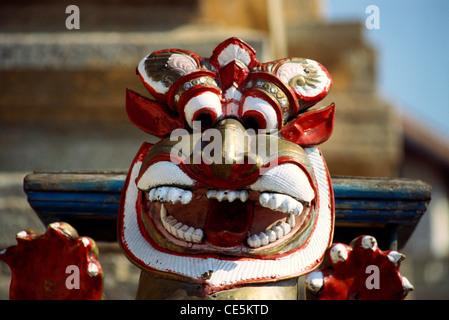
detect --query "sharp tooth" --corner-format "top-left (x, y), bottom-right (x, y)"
top-left (264, 229), bottom-right (277, 242)
top-left (191, 229), bottom-right (203, 243)
top-left (279, 222), bottom-right (291, 234)
top-left (180, 190), bottom-right (193, 204)
top-left (247, 234), bottom-right (262, 248)
top-left (246, 238), bottom-right (252, 247)
top-left (286, 197), bottom-right (303, 216)
top-left (159, 201), bottom-right (201, 243)
top-left (227, 191), bottom-right (238, 202)
top-left (163, 216), bottom-right (176, 231)
top-left (171, 222), bottom-right (183, 235)
top-left (247, 218), bottom-right (295, 248)
top-left (267, 194), bottom-right (280, 210)
top-left (239, 190), bottom-right (249, 202)
top-left (216, 190), bottom-right (226, 202)
top-left (177, 224), bottom-right (189, 239)
top-left (287, 214), bottom-right (295, 228)
top-left (149, 188), bottom-right (157, 201)
top-left (206, 190), bottom-right (217, 198)
top-left (165, 217), bottom-right (178, 233)
top-left (167, 187), bottom-right (182, 204)
top-left (259, 193), bottom-right (275, 209)
top-left (163, 216), bottom-right (202, 243)
top-left (160, 203), bottom-right (167, 219)
top-left (164, 215), bottom-right (176, 224)
top-left (258, 232), bottom-right (269, 246)
top-left (272, 224), bottom-right (284, 238)
top-left (259, 192), bottom-right (304, 215)
top-left (155, 187), bottom-right (169, 201)
top-left (150, 186), bottom-right (192, 205)
top-left (166, 187), bottom-right (192, 204)
top-left (292, 202), bottom-right (303, 216)
top-left (278, 199), bottom-right (289, 213)
top-left (184, 227), bottom-right (195, 242)
top-left (206, 189), bottom-right (249, 203)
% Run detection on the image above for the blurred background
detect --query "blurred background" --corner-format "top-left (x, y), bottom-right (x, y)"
top-left (0, 0), bottom-right (448, 299)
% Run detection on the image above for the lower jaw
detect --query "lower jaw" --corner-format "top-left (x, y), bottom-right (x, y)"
top-left (136, 269), bottom-right (300, 300)
top-left (139, 193), bottom-right (315, 258)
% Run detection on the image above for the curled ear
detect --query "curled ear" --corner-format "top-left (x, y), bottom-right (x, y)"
top-left (270, 58), bottom-right (332, 112)
top-left (137, 49), bottom-right (202, 102)
top-left (280, 103), bottom-right (335, 146)
top-left (126, 89), bottom-right (184, 138)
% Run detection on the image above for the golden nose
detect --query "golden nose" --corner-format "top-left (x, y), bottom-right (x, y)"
top-left (214, 119), bottom-right (250, 168)
top-left (191, 119), bottom-right (263, 189)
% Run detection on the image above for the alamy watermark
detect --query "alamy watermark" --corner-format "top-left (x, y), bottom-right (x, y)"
top-left (65, 265), bottom-right (80, 290)
top-left (65, 5), bottom-right (80, 30)
top-left (365, 265), bottom-right (380, 289)
top-left (365, 5), bottom-right (380, 30)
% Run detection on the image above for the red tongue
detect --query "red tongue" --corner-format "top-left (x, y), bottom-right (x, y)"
top-left (205, 199), bottom-right (254, 247)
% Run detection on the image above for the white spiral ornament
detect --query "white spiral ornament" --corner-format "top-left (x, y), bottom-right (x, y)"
top-left (276, 59), bottom-right (331, 99)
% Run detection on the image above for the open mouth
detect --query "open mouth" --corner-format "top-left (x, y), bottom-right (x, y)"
top-left (137, 161), bottom-right (316, 253)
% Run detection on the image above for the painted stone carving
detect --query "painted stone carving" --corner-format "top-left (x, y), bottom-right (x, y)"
top-left (118, 37), bottom-right (336, 297)
top-left (0, 222), bottom-right (103, 300)
top-left (305, 235), bottom-right (413, 300)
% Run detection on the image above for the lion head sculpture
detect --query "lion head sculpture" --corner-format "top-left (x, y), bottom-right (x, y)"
top-left (118, 37), bottom-right (335, 298)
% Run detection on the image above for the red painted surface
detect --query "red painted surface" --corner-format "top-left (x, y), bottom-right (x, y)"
top-left (307, 235), bottom-right (411, 300)
top-left (280, 103), bottom-right (335, 146)
top-left (0, 222), bottom-right (103, 300)
top-left (126, 89), bottom-right (184, 138)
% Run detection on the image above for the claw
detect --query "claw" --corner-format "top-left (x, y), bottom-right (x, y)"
top-left (329, 243), bottom-right (349, 264)
top-left (305, 271), bottom-right (324, 293)
top-left (87, 260), bottom-right (101, 277)
top-left (15, 230), bottom-right (39, 242)
top-left (402, 276), bottom-right (414, 293)
top-left (387, 251), bottom-right (405, 266)
top-left (0, 222), bottom-right (104, 300)
top-left (350, 235), bottom-right (378, 250)
top-left (306, 235), bottom-right (412, 300)
top-left (48, 222), bottom-right (79, 239)
top-left (360, 235), bottom-right (378, 250)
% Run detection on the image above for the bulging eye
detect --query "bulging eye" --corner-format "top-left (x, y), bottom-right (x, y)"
top-left (241, 96), bottom-right (279, 131)
top-left (184, 91), bottom-right (223, 129)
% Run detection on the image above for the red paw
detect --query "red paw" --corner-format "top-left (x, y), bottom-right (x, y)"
top-left (304, 235), bottom-right (413, 300)
top-left (0, 222), bottom-right (103, 300)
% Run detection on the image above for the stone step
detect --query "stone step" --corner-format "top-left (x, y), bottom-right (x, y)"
top-left (0, 0), bottom-right (202, 33)
top-left (0, 29), bottom-right (267, 124)
top-left (0, 29), bottom-right (267, 70)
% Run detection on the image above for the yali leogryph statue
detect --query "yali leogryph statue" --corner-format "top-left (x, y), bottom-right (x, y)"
top-left (119, 37), bottom-right (335, 299)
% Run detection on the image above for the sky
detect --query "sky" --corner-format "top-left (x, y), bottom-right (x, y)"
top-left (324, 0), bottom-right (449, 140)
